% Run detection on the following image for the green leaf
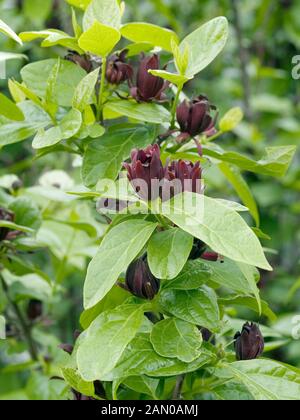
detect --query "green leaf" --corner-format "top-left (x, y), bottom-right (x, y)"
top-left (214, 360), bottom-right (300, 400)
top-left (59, 108), bottom-right (83, 139)
top-left (219, 107), bottom-right (244, 132)
top-left (0, 220), bottom-right (34, 234)
top-left (83, 0), bottom-right (121, 30)
top-left (202, 258), bottom-right (260, 299)
top-left (150, 318), bottom-right (203, 363)
top-left (32, 109), bottom-right (82, 149)
top-left (0, 102), bottom-right (51, 147)
top-left (0, 94), bottom-right (24, 121)
top-left (21, 59), bottom-right (86, 107)
top-left (123, 376), bottom-right (159, 399)
top-left (181, 17), bottom-right (228, 77)
top-left (161, 193), bottom-right (272, 271)
top-left (32, 126), bottom-right (62, 149)
top-left (9, 197), bottom-right (42, 230)
top-left (82, 124), bottom-right (157, 187)
top-left (147, 228), bottom-right (193, 280)
top-left (66, 0), bottom-right (91, 10)
top-left (0, 19), bottom-right (23, 44)
top-left (218, 296), bottom-right (276, 322)
top-left (203, 144), bottom-right (297, 178)
top-left (101, 334), bottom-right (215, 381)
top-left (0, 315), bottom-right (5, 340)
top-left (213, 382), bottom-right (253, 400)
top-left (172, 39), bottom-right (190, 75)
top-left (61, 367), bottom-right (95, 398)
top-left (105, 99), bottom-right (171, 124)
top-left (19, 30), bottom-right (83, 54)
top-left (163, 259), bottom-right (211, 290)
top-left (0, 52), bottom-right (27, 65)
top-left (84, 220), bottom-right (157, 309)
top-left (148, 69), bottom-right (191, 86)
top-left (72, 68), bottom-right (99, 111)
top-left (158, 287), bottom-right (220, 332)
top-left (2, 271), bottom-right (51, 302)
top-left (77, 304), bottom-right (144, 381)
top-left (219, 163), bottom-right (260, 227)
top-left (10, 81), bottom-right (45, 110)
top-left (78, 22), bottom-right (121, 57)
top-left (80, 285), bottom-right (129, 329)
top-left (121, 22), bottom-right (179, 52)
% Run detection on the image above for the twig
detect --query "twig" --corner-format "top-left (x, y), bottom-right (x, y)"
top-left (172, 374), bottom-right (185, 400)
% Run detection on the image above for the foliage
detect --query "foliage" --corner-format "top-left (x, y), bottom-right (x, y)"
top-left (0, 0), bottom-right (299, 401)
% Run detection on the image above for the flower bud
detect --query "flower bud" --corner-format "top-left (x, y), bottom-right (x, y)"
top-left (27, 299), bottom-right (43, 321)
top-left (131, 54), bottom-right (169, 102)
top-left (106, 51), bottom-right (133, 85)
top-left (176, 95), bottom-right (217, 140)
top-left (234, 322), bottom-right (264, 361)
top-left (199, 327), bottom-right (215, 344)
top-left (0, 208), bottom-right (15, 241)
top-left (189, 239), bottom-right (206, 260)
top-left (65, 51), bottom-right (92, 73)
top-left (125, 256), bottom-right (160, 300)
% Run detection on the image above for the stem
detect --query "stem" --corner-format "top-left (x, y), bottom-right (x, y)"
top-left (231, 0), bottom-right (253, 122)
top-left (170, 85), bottom-right (183, 129)
top-left (1, 276), bottom-right (38, 361)
top-left (172, 374), bottom-right (185, 400)
top-left (97, 57), bottom-right (107, 124)
top-left (155, 214), bottom-right (170, 230)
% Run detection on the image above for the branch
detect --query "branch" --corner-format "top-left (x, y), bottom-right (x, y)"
top-left (172, 374), bottom-right (185, 400)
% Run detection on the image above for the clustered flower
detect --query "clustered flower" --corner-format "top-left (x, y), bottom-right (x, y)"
top-left (106, 51), bottom-right (134, 85)
top-left (123, 144), bottom-right (202, 202)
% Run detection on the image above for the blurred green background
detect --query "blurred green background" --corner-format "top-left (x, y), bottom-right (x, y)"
top-left (0, 0), bottom-right (299, 399)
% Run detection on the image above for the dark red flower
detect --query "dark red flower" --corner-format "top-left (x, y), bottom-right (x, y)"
top-left (0, 208), bottom-right (15, 241)
top-left (164, 160), bottom-right (202, 197)
top-left (131, 54), bottom-right (169, 102)
top-left (124, 145), bottom-right (202, 202)
top-left (65, 51), bottom-right (92, 73)
top-left (124, 144), bottom-right (164, 201)
top-left (106, 51), bottom-right (133, 85)
top-left (125, 256), bottom-right (160, 300)
top-left (234, 322), bottom-right (264, 361)
top-left (176, 95), bottom-right (217, 140)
